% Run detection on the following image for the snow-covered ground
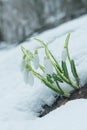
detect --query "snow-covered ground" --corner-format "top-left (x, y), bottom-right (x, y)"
top-left (0, 15), bottom-right (87, 129)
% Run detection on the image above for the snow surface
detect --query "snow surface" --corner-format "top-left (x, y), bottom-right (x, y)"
top-left (0, 15), bottom-right (87, 129)
top-left (0, 99), bottom-right (87, 130)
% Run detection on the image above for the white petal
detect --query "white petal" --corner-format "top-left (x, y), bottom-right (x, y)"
top-left (20, 60), bottom-right (25, 72)
top-left (28, 72), bottom-right (34, 86)
top-left (62, 48), bottom-right (67, 61)
top-left (33, 54), bottom-right (39, 69)
top-left (23, 69), bottom-right (29, 84)
top-left (44, 57), bottom-right (53, 75)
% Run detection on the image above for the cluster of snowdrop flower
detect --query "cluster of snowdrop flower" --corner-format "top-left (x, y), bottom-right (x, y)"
top-left (21, 33), bottom-right (80, 97)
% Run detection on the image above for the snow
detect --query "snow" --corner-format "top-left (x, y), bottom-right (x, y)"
top-left (0, 15), bottom-right (87, 129)
top-left (0, 99), bottom-right (87, 130)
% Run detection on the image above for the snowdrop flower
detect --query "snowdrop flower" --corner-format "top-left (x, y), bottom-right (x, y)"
top-left (23, 69), bottom-right (29, 84)
top-left (23, 69), bottom-right (34, 86)
top-left (20, 59), bottom-right (25, 71)
top-left (44, 57), bottom-right (53, 75)
top-left (61, 48), bottom-right (67, 62)
top-left (28, 71), bottom-right (34, 86)
top-left (20, 59), bottom-right (25, 72)
top-left (32, 54), bottom-right (39, 69)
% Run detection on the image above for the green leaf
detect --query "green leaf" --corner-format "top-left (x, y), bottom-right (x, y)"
top-left (64, 33), bottom-right (71, 62)
top-left (70, 60), bottom-right (80, 86)
top-left (64, 33), bottom-right (70, 49)
top-left (46, 74), bottom-right (53, 83)
top-left (62, 61), bottom-right (69, 79)
top-left (48, 51), bottom-right (62, 72)
top-left (52, 73), bottom-right (63, 83)
top-left (42, 79), bottom-right (70, 97)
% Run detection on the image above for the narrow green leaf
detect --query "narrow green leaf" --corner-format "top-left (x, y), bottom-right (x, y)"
top-left (55, 81), bottom-right (64, 94)
top-left (42, 79), bottom-right (70, 97)
top-left (70, 60), bottom-right (80, 86)
top-left (48, 50), bottom-right (62, 72)
top-left (64, 33), bottom-right (70, 49)
top-left (52, 73), bottom-right (63, 83)
top-left (64, 33), bottom-right (71, 62)
top-left (46, 74), bottom-right (53, 83)
top-left (62, 61), bottom-right (69, 79)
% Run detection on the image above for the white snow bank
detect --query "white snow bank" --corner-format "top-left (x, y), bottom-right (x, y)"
top-left (0, 15), bottom-right (87, 129)
top-left (0, 99), bottom-right (87, 130)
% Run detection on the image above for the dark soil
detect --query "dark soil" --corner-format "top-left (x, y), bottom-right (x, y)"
top-left (39, 84), bottom-right (87, 117)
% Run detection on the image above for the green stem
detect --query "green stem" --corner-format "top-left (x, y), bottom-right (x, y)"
top-left (64, 34), bottom-right (79, 87)
top-left (39, 65), bottom-right (45, 72)
top-left (56, 81), bottom-right (64, 94)
top-left (48, 49), bottom-right (62, 72)
top-left (53, 62), bottom-right (79, 89)
top-left (34, 38), bottom-right (62, 73)
top-left (43, 79), bottom-right (70, 97)
top-left (31, 68), bottom-right (70, 97)
top-left (64, 33), bottom-right (71, 62)
top-left (21, 46), bottom-right (33, 60)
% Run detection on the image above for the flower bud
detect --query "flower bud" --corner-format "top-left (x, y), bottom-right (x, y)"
top-left (33, 54), bottom-right (39, 69)
top-left (23, 69), bottom-right (29, 84)
top-left (20, 60), bottom-right (25, 72)
top-left (23, 69), bottom-right (34, 86)
top-left (44, 57), bottom-right (53, 75)
top-left (28, 72), bottom-right (34, 86)
top-left (62, 48), bottom-right (67, 62)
